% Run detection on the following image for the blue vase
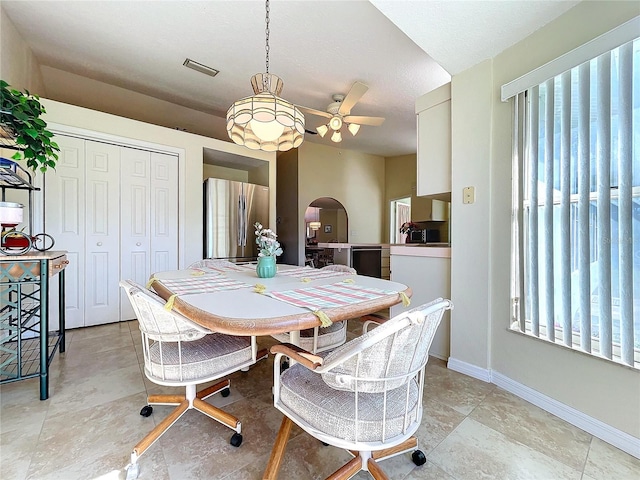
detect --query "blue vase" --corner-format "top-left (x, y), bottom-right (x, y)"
top-left (256, 256), bottom-right (277, 278)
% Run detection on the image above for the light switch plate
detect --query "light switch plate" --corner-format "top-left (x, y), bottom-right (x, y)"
top-left (463, 186), bottom-right (475, 204)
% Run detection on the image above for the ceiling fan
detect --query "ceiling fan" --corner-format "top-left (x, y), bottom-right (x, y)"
top-left (297, 82), bottom-right (385, 143)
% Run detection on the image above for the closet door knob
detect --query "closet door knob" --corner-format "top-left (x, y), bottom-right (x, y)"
top-left (136, 242), bottom-right (142, 246)
top-left (97, 242), bottom-right (103, 246)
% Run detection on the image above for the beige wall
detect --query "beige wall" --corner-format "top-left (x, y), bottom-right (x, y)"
top-left (38, 66), bottom-right (230, 142)
top-left (451, 0), bottom-right (640, 437)
top-left (316, 209), bottom-right (348, 243)
top-left (450, 59), bottom-right (493, 370)
top-left (40, 99), bottom-right (275, 269)
top-left (297, 141), bottom-right (385, 264)
top-left (317, 210), bottom-right (338, 243)
top-left (202, 164), bottom-right (248, 183)
top-left (0, 8), bottom-right (45, 93)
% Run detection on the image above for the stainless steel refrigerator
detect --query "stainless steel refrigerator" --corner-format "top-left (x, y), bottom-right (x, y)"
top-left (204, 178), bottom-right (270, 261)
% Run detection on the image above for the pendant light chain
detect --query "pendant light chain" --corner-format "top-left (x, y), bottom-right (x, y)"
top-left (264, 0), bottom-right (270, 75)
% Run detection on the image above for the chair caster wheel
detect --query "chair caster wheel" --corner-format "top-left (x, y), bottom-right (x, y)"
top-left (412, 450), bottom-right (427, 466)
top-left (230, 432), bottom-right (243, 447)
top-left (140, 405), bottom-right (153, 417)
top-left (221, 387), bottom-right (231, 398)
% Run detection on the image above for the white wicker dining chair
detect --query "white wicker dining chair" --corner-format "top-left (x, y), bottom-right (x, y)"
top-left (263, 298), bottom-right (453, 480)
top-left (120, 280), bottom-right (267, 480)
top-left (270, 265), bottom-right (356, 354)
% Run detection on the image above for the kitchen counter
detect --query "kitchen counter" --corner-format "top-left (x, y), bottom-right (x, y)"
top-left (390, 244), bottom-right (451, 258)
top-left (316, 243), bottom-right (390, 249)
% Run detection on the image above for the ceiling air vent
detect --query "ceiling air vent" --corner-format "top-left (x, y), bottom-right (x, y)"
top-left (183, 58), bottom-right (219, 78)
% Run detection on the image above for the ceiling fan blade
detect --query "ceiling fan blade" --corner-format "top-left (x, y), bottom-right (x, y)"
top-left (343, 115), bottom-right (385, 127)
top-left (338, 81), bottom-right (369, 116)
top-left (297, 105), bottom-right (332, 119)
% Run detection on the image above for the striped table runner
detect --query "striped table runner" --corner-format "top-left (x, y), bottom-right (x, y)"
top-left (264, 282), bottom-right (408, 326)
top-left (276, 267), bottom-right (350, 280)
top-left (156, 275), bottom-right (252, 295)
top-left (150, 275), bottom-right (253, 310)
top-left (190, 264), bottom-right (255, 274)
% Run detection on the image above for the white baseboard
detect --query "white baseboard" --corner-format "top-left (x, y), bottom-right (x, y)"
top-left (446, 357), bottom-right (640, 459)
top-left (492, 371), bottom-right (640, 459)
top-left (447, 357), bottom-right (492, 382)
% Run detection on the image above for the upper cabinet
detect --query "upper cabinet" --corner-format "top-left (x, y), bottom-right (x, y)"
top-left (416, 83), bottom-right (451, 198)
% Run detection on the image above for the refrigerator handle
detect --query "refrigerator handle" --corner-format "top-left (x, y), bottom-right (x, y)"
top-left (241, 194), bottom-right (247, 247)
top-left (237, 196), bottom-right (243, 247)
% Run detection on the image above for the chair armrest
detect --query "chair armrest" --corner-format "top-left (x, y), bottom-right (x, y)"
top-left (270, 343), bottom-right (323, 370)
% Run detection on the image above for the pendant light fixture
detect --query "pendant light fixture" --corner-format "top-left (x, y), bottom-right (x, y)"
top-left (226, 0), bottom-right (305, 152)
top-left (309, 206), bottom-right (321, 230)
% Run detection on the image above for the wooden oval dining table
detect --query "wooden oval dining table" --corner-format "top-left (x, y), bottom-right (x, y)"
top-left (147, 263), bottom-right (412, 344)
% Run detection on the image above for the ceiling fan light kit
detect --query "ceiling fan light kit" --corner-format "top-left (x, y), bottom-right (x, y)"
top-left (226, 0), bottom-right (304, 152)
top-left (297, 81), bottom-right (385, 144)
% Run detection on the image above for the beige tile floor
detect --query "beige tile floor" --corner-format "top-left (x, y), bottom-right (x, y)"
top-left (1, 319), bottom-right (639, 480)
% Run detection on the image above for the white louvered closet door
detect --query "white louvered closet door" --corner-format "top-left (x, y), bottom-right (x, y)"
top-left (84, 140), bottom-right (121, 326)
top-left (120, 149), bottom-right (178, 320)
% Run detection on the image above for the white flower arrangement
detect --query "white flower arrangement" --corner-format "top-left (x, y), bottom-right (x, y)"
top-left (254, 222), bottom-right (283, 257)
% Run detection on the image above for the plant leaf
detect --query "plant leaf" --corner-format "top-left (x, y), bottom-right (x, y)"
top-left (12, 110), bottom-right (29, 121)
top-left (24, 128), bottom-right (38, 139)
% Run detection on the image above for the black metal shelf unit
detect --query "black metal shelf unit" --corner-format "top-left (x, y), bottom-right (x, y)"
top-left (0, 163), bottom-right (65, 400)
top-left (0, 260), bottom-right (65, 388)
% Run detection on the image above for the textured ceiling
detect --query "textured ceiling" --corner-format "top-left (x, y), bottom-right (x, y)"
top-left (371, 0), bottom-right (580, 75)
top-left (2, 0), bottom-right (579, 157)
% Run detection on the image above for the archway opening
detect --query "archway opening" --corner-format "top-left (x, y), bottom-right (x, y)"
top-left (304, 197), bottom-right (348, 267)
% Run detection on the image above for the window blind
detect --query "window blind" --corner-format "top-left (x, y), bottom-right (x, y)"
top-left (510, 36), bottom-right (639, 368)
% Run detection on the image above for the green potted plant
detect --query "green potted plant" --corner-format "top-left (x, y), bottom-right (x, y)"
top-left (0, 80), bottom-right (59, 172)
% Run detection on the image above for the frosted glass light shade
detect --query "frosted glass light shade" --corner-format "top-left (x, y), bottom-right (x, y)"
top-left (347, 123), bottom-right (361, 136)
top-left (309, 221), bottom-right (321, 230)
top-left (226, 73), bottom-right (305, 152)
top-left (250, 119), bottom-right (285, 141)
top-left (329, 116), bottom-right (343, 130)
top-left (331, 130), bottom-right (342, 143)
top-left (316, 124), bottom-right (329, 137)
